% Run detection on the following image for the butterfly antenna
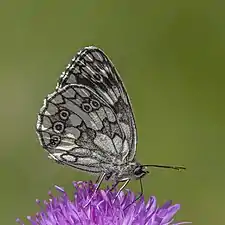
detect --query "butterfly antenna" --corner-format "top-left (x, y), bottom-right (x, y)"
top-left (143, 164), bottom-right (186, 171)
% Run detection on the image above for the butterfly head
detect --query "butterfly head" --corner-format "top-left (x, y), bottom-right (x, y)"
top-left (132, 163), bottom-right (186, 180)
top-left (133, 164), bottom-right (149, 180)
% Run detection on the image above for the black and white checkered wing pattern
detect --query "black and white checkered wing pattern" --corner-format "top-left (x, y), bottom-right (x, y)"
top-left (56, 46), bottom-right (137, 161)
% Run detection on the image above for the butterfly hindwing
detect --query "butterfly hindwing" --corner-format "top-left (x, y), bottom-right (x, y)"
top-left (36, 84), bottom-right (131, 174)
top-left (56, 46), bottom-right (137, 161)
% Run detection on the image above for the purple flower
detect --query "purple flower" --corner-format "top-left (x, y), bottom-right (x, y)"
top-left (17, 181), bottom-right (190, 225)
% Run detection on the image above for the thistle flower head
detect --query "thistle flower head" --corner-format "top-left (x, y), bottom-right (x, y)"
top-left (17, 181), bottom-right (190, 225)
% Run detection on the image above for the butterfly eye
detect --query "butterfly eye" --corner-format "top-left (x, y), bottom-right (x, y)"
top-left (133, 166), bottom-right (147, 179)
top-left (90, 99), bottom-right (100, 109)
top-left (53, 121), bottom-right (65, 133)
top-left (59, 110), bottom-right (70, 120)
top-left (49, 135), bottom-right (61, 147)
top-left (82, 103), bottom-right (92, 113)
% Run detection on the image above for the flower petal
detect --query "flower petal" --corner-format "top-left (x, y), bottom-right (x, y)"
top-left (18, 181), bottom-right (190, 225)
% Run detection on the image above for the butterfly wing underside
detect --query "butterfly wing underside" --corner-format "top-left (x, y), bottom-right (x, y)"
top-left (56, 46), bottom-right (137, 161)
top-left (36, 46), bottom-right (137, 178)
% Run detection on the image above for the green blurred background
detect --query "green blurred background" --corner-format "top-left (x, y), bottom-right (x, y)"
top-left (0, 0), bottom-right (224, 224)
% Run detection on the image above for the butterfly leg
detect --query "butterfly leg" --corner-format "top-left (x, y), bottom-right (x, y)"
top-left (105, 180), bottom-right (120, 195)
top-left (108, 181), bottom-right (120, 192)
top-left (124, 178), bottom-right (144, 210)
top-left (84, 172), bottom-right (106, 207)
top-left (95, 174), bottom-right (101, 184)
top-left (112, 178), bottom-right (130, 203)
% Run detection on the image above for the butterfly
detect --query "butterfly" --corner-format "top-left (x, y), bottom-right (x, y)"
top-left (36, 46), bottom-right (185, 206)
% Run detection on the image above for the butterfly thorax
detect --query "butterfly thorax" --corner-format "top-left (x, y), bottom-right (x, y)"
top-left (105, 160), bottom-right (148, 182)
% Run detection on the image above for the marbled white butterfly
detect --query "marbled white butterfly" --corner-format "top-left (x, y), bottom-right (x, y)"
top-left (36, 46), bottom-right (185, 205)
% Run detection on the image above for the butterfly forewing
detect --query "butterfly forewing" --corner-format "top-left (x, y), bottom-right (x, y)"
top-left (56, 46), bottom-right (137, 161)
